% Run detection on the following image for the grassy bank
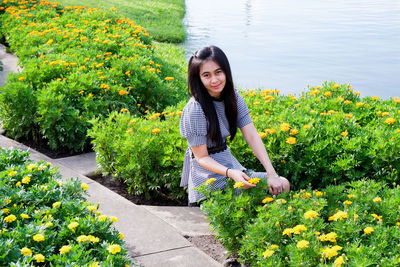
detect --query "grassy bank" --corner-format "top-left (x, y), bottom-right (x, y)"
top-left (55, 0), bottom-right (186, 43)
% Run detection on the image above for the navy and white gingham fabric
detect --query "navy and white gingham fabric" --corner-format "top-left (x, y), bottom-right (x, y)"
top-left (180, 90), bottom-right (268, 204)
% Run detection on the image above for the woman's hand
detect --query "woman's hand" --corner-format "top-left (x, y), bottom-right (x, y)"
top-left (267, 175), bottom-right (287, 195)
top-left (228, 169), bottom-right (256, 190)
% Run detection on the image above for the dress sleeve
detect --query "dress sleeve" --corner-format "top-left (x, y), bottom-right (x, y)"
top-left (236, 90), bottom-right (252, 128)
top-left (180, 100), bottom-right (208, 147)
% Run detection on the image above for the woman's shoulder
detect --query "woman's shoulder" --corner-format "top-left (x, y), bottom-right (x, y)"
top-left (182, 97), bottom-right (205, 117)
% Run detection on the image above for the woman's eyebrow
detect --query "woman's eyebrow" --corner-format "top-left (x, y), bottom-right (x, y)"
top-left (201, 68), bottom-right (222, 75)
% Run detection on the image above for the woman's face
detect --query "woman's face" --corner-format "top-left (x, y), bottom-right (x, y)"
top-left (199, 60), bottom-right (226, 98)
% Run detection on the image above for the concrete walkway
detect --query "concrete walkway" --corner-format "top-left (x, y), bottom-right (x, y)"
top-left (0, 134), bottom-right (221, 266)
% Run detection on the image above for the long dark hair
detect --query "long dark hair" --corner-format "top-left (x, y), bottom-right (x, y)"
top-left (187, 46), bottom-right (238, 146)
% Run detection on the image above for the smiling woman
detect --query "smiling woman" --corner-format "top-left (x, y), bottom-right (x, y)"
top-left (180, 45), bottom-right (290, 205)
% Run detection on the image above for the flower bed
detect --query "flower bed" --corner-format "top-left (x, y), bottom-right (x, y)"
top-left (0, 0), bottom-right (186, 153)
top-left (0, 148), bottom-right (131, 266)
top-left (88, 82), bottom-right (399, 201)
top-left (196, 178), bottom-right (400, 266)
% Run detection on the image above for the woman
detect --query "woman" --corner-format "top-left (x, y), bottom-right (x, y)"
top-left (180, 46), bottom-right (290, 206)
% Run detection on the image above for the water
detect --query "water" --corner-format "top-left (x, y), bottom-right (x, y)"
top-left (183, 0), bottom-right (400, 98)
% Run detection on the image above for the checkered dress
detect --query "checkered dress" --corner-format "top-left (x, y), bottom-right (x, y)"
top-left (180, 91), bottom-right (268, 204)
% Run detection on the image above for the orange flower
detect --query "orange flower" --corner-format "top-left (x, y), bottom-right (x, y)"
top-left (152, 128), bottom-right (160, 134)
top-left (119, 90), bottom-right (129, 96)
top-left (165, 77), bottom-right (174, 81)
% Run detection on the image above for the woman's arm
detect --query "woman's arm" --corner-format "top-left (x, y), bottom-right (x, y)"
top-left (191, 145), bottom-right (256, 189)
top-left (240, 122), bottom-right (288, 194)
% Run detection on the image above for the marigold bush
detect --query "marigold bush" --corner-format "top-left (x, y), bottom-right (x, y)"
top-left (196, 178), bottom-right (400, 266)
top-left (0, 0), bottom-right (186, 152)
top-left (88, 102), bottom-right (187, 201)
top-left (0, 148), bottom-right (131, 266)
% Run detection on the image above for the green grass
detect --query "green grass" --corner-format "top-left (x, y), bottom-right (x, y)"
top-left (56, 0), bottom-right (186, 43)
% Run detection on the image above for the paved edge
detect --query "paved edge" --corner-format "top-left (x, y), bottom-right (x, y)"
top-left (0, 134), bottom-right (221, 267)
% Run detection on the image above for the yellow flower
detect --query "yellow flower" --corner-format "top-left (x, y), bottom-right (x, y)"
top-left (33, 234), bottom-right (45, 242)
top-left (20, 213), bottom-right (30, 219)
top-left (324, 91), bottom-right (331, 97)
top-left (265, 128), bottom-right (276, 134)
top-left (8, 170), bottom-right (18, 176)
top-left (334, 256), bottom-right (345, 266)
top-left (20, 247), bottom-right (32, 256)
top-left (282, 228), bottom-right (293, 236)
top-left (332, 84), bottom-right (340, 89)
top-left (1, 208), bottom-right (10, 214)
top-left (372, 96), bottom-right (379, 100)
top-left (303, 124), bottom-right (310, 129)
top-left (344, 200), bottom-right (352, 206)
top-left (68, 222), bottom-right (79, 231)
top-left (356, 102), bottom-right (364, 107)
top-left (52, 202), bottom-right (61, 208)
top-left (152, 128), bottom-right (160, 134)
top-left (262, 197), bottom-right (274, 204)
top-left (280, 123), bottom-right (291, 132)
top-left (341, 131), bottom-right (348, 137)
top-left (87, 205), bottom-right (97, 212)
top-left (98, 215), bottom-right (107, 221)
top-left (270, 244), bottom-right (279, 249)
top-left (304, 210), bottom-right (319, 220)
top-left (110, 216), bottom-right (118, 222)
top-left (364, 227), bottom-right (374, 234)
top-left (344, 100), bottom-right (352, 104)
top-left (373, 197), bottom-right (382, 203)
top-left (321, 245), bottom-right (342, 259)
top-left (81, 183), bottom-right (88, 191)
top-left (286, 137), bottom-right (296, 145)
top-left (165, 77), bottom-right (174, 81)
top-left (328, 110), bottom-right (336, 115)
top-left (314, 190), bottom-right (323, 197)
top-left (354, 214), bottom-right (359, 220)
top-left (348, 194), bottom-right (355, 199)
top-left (276, 199), bottom-right (287, 205)
top-left (371, 214), bottom-right (382, 222)
top-left (248, 178), bottom-right (260, 185)
top-left (119, 232), bottom-right (125, 240)
top-left (4, 214), bottom-right (17, 223)
top-left (46, 39), bottom-right (53, 46)
top-left (107, 244), bottom-right (121, 254)
top-left (18, 76), bottom-right (26, 81)
top-left (21, 176), bottom-right (31, 184)
top-left (290, 129), bottom-right (298, 135)
top-left (330, 211), bottom-right (348, 221)
top-left (59, 245), bottom-right (72, 254)
top-left (205, 178), bottom-right (216, 185)
top-left (34, 253), bottom-right (45, 263)
top-left (88, 235), bottom-right (100, 243)
top-left (120, 108), bottom-right (129, 113)
top-left (263, 249), bottom-right (275, 258)
top-left (77, 235), bottom-right (89, 243)
top-left (381, 112), bottom-right (389, 116)
top-left (292, 224), bottom-right (307, 234)
top-left (385, 118), bottom-right (395, 125)
top-left (301, 192), bottom-right (312, 199)
top-left (234, 182), bottom-right (245, 189)
top-left (296, 240), bottom-right (309, 249)
top-left (319, 232), bottom-right (337, 243)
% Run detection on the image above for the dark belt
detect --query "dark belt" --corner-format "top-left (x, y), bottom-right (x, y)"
top-left (191, 141), bottom-right (227, 159)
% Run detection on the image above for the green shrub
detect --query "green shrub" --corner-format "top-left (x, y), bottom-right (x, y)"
top-left (88, 82), bottom-right (400, 201)
top-left (230, 82), bottom-right (400, 189)
top-left (0, 147), bottom-right (132, 266)
top-left (0, 0), bottom-right (186, 152)
top-left (197, 178), bottom-right (400, 266)
top-left (88, 102), bottom-right (187, 201)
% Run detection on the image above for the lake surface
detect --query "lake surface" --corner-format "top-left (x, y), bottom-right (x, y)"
top-left (183, 0), bottom-right (400, 98)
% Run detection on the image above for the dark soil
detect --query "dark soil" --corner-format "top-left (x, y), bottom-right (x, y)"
top-left (12, 134), bottom-right (93, 159)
